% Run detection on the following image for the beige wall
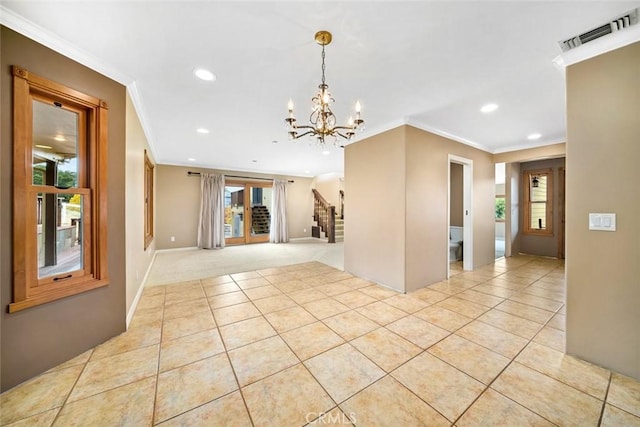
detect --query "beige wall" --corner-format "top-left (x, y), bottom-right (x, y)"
top-left (494, 143), bottom-right (566, 164)
top-left (344, 125), bottom-right (495, 293)
top-left (125, 93), bottom-right (156, 321)
top-left (344, 127), bottom-right (407, 291)
top-left (156, 165), bottom-right (314, 249)
top-left (519, 158), bottom-right (565, 258)
top-left (565, 42), bottom-right (640, 380)
top-left (312, 173), bottom-right (343, 207)
top-left (450, 163), bottom-right (464, 227)
top-left (1, 27), bottom-right (126, 391)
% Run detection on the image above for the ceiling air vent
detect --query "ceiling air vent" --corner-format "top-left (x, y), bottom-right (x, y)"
top-left (559, 8), bottom-right (639, 52)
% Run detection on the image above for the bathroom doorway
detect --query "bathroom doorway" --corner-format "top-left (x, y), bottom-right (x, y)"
top-left (448, 155), bottom-right (474, 278)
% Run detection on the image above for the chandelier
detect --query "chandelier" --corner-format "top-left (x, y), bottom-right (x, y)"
top-left (285, 30), bottom-right (364, 145)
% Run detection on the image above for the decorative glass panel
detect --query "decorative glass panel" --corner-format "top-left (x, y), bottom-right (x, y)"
top-left (225, 185), bottom-right (244, 238)
top-left (250, 187), bottom-right (272, 236)
top-left (530, 203), bottom-right (547, 229)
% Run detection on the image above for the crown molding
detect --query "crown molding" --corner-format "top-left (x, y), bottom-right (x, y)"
top-left (493, 137), bottom-right (566, 155)
top-left (127, 82), bottom-right (160, 163)
top-left (405, 118), bottom-right (493, 153)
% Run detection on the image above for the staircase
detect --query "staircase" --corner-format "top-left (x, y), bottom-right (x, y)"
top-left (312, 189), bottom-right (345, 243)
top-left (251, 205), bottom-right (270, 235)
top-left (334, 216), bottom-right (344, 242)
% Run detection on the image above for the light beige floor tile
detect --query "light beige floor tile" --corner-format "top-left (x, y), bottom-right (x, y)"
top-left (264, 305), bottom-right (317, 333)
top-left (203, 281), bottom-right (240, 297)
top-left (471, 283), bottom-right (518, 299)
top-left (273, 279), bottom-right (309, 293)
top-left (410, 288), bottom-right (449, 304)
top-left (601, 403), bottom-right (640, 427)
top-left (302, 274), bottom-right (334, 287)
top-left (281, 321), bottom-right (345, 361)
top-left (323, 310), bottom-right (380, 340)
top-left (351, 328), bottom-right (422, 372)
top-left (492, 362), bottom-right (603, 426)
top-left (159, 329), bottom-right (224, 372)
top-left (532, 325), bottom-right (565, 352)
top-left (456, 289), bottom-right (505, 308)
top-left (200, 274), bottom-right (233, 286)
top-left (486, 276), bottom-right (533, 289)
top-left (306, 407), bottom-right (354, 425)
top-left (386, 315), bottom-right (450, 349)
top-left (158, 390), bottom-right (251, 426)
top-left (456, 320), bottom-right (528, 358)
top-left (252, 294), bottom-right (297, 314)
top-left (142, 285), bottom-right (166, 297)
top-left (382, 294), bottom-right (430, 313)
top-left (426, 281), bottom-right (467, 296)
top-left (338, 277), bottom-right (373, 290)
top-left (230, 271), bottom-right (261, 281)
top-left (414, 305), bottom-right (473, 332)
top-left (436, 297), bottom-right (490, 318)
top-left (228, 336), bottom-right (299, 386)
top-left (520, 285), bottom-right (565, 302)
top-left (355, 301), bottom-right (407, 325)
top-left (478, 309), bottom-right (542, 340)
top-left (358, 285), bottom-right (398, 300)
top-left (508, 293), bottom-right (564, 312)
top-left (129, 305), bottom-right (164, 328)
top-left (262, 272), bottom-right (295, 283)
top-left (164, 281), bottom-right (201, 294)
top-left (547, 312), bottom-right (566, 331)
top-left (219, 316), bottom-right (277, 350)
top-left (207, 291), bottom-right (249, 309)
top-left (235, 276), bottom-right (270, 290)
top-left (316, 282), bottom-right (352, 297)
top-left (516, 342), bottom-right (610, 399)
top-left (244, 284), bottom-right (283, 300)
top-left (303, 298), bottom-right (350, 319)
top-left (0, 365), bottom-right (83, 425)
top-left (162, 311), bottom-right (216, 342)
top-left (495, 300), bottom-right (554, 324)
top-left (340, 376), bottom-right (449, 427)
top-left (164, 287), bottom-right (206, 306)
top-left (305, 343), bottom-right (384, 403)
top-left (68, 345), bottom-right (158, 402)
top-left (46, 349), bottom-right (92, 373)
top-left (288, 288), bottom-right (328, 305)
top-left (243, 364), bottom-right (334, 426)
top-left (154, 353), bottom-right (238, 424)
top-left (608, 372), bottom-right (640, 417)
top-left (428, 334), bottom-right (510, 385)
top-left (163, 297), bottom-right (210, 321)
top-left (391, 351), bottom-right (485, 422)
top-left (457, 388), bottom-right (554, 427)
top-left (4, 408), bottom-right (59, 427)
top-left (91, 322), bottom-right (162, 360)
top-left (55, 377), bottom-right (155, 426)
top-left (213, 301), bottom-right (261, 326)
top-left (333, 290), bottom-right (377, 309)
top-left (136, 293), bottom-right (165, 310)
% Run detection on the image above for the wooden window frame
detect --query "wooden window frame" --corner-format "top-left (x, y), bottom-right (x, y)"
top-left (523, 168), bottom-right (553, 236)
top-left (144, 150), bottom-right (154, 249)
top-left (10, 66), bottom-right (109, 313)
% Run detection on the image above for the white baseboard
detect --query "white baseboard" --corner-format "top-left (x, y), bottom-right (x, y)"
top-left (126, 250), bottom-right (157, 329)
top-left (155, 246), bottom-right (199, 253)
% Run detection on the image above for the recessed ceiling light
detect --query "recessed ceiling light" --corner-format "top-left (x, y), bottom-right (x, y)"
top-left (187, 158), bottom-right (196, 162)
top-left (53, 135), bottom-right (66, 141)
top-left (252, 160), bottom-right (258, 163)
top-left (196, 128), bottom-right (209, 134)
top-left (272, 140), bottom-right (278, 144)
top-left (35, 144), bottom-right (52, 149)
top-left (322, 150), bottom-right (330, 155)
top-left (304, 170), bottom-right (310, 174)
top-left (194, 68), bottom-right (216, 81)
top-left (527, 133), bottom-right (542, 140)
top-left (480, 103), bottom-right (499, 113)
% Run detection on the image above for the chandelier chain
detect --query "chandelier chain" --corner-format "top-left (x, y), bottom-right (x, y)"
top-left (321, 44), bottom-right (326, 86)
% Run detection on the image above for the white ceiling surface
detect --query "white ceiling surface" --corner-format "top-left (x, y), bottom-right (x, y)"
top-left (2, 1), bottom-right (637, 177)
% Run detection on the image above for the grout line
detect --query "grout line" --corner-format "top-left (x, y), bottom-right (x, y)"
top-left (597, 372), bottom-right (613, 426)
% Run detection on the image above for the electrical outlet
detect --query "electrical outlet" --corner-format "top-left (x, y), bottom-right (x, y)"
top-left (304, 228), bottom-right (307, 233)
top-left (170, 236), bottom-right (176, 242)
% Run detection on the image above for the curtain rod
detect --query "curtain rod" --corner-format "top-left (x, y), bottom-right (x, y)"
top-left (187, 171), bottom-right (294, 183)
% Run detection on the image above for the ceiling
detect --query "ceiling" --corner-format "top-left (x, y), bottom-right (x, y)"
top-left (2, 1), bottom-right (637, 177)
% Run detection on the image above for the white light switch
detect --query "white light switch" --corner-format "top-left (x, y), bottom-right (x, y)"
top-left (589, 213), bottom-right (616, 231)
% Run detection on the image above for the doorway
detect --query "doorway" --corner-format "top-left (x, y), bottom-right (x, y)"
top-left (448, 155), bottom-right (474, 278)
top-left (224, 181), bottom-right (273, 245)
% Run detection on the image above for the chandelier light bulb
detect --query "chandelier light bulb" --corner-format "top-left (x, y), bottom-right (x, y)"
top-left (355, 101), bottom-right (361, 113)
top-left (287, 98), bottom-right (294, 112)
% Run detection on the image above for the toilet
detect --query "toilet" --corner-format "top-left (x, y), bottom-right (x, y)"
top-left (449, 226), bottom-right (463, 262)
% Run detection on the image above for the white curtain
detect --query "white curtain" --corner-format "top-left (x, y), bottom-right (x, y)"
top-left (197, 173), bottom-right (225, 249)
top-left (270, 180), bottom-right (289, 243)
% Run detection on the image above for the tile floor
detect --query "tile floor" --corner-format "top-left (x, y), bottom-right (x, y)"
top-left (2, 256), bottom-right (640, 426)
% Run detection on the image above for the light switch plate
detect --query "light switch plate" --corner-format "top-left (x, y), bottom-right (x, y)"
top-left (589, 213), bottom-right (616, 231)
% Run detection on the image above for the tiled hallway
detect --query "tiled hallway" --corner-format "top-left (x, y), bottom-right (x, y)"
top-left (1, 256), bottom-right (639, 426)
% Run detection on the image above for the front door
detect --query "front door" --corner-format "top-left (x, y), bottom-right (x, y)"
top-left (224, 181), bottom-right (273, 245)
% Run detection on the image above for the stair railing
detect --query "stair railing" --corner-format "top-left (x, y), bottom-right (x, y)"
top-left (312, 189), bottom-right (335, 243)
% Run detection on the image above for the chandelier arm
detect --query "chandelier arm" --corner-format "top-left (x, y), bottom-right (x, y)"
top-left (293, 130), bottom-right (317, 139)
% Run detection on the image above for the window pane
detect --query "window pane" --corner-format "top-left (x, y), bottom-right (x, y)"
top-left (530, 175), bottom-right (547, 202)
top-left (37, 192), bottom-right (83, 279)
top-left (32, 100), bottom-right (78, 188)
top-left (530, 203), bottom-right (546, 229)
top-left (225, 186), bottom-right (244, 238)
top-left (495, 197), bottom-right (506, 220)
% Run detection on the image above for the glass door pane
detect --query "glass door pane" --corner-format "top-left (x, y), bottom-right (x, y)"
top-left (249, 186), bottom-right (272, 238)
top-left (225, 185), bottom-right (245, 242)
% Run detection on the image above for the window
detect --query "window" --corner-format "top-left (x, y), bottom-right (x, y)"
top-left (523, 168), bottom-right (553, 236)
top-left (495, 196), bottom-right (506, 221)
top-left (144, 150), bottom-right (154, 249)
top-left (10, 66), bottom-right (109, 312)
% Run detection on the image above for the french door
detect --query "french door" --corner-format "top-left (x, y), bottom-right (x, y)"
top-left (224, 181), bottom-right (273, 245)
